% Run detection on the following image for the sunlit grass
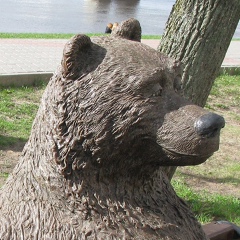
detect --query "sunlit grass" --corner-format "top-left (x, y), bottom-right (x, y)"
top-left (207, 74), bottom-right (240, 109)
top-left (0, 32), bottom-right (161, 39)
top-left (172, 180), bottom-right (240, 225)
top-left (0, 84), bottom-right (46, 146)
top-left (0, 33), bottom-right (101, 39)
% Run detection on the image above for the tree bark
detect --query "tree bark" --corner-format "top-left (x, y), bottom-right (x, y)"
top-left (158, 0), bottom-right (240, 179)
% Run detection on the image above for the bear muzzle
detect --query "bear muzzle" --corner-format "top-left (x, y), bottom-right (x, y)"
top-left (156, 105), bottom-right (225, 166)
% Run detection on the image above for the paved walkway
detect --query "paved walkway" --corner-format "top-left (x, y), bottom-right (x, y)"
top-left (0, 38), bottom-right (239, 76)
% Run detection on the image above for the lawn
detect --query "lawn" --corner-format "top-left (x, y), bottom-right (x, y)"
top-left (0, 32), bottom-right (161, 39)
top-left (0, 74), bottom-right (239, 225)
top-left (0, 84), bottom-right (45, 145)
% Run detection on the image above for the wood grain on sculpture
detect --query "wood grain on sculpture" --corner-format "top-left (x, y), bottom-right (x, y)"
top-left (0, 19), bottom-right (225, 239)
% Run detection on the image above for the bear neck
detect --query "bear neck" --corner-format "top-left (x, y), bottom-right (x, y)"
top-left (1, 159), bottom-right (206, 240)
top-left (61, 160), bottom-right (167, 205)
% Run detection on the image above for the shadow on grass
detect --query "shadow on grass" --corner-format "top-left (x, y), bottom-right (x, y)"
top-left (0, 135), bottom-right (26, 151)
top-left (178, 171), bottom-right (240, 186)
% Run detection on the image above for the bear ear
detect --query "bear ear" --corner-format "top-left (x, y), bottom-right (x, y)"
top-left (61, 34), bottom-right (92, 79)
top-left (111, 18), bottom-right (142, 42)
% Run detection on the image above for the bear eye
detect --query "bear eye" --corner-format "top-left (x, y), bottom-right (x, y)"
top-left (151, 88), bottom-right (162, 97)
top-left (142, 83), bottom-right (163, 98)
top-left (151, 83), bottom-right (163, 97)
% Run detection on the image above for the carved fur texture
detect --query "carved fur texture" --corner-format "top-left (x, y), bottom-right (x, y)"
top-left (0, 19), bottom-right (222, 239)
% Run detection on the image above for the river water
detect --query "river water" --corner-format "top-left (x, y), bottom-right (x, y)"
top-left (0, 0), bottom-right (240, 37)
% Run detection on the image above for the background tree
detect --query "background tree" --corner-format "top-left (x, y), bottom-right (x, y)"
top-left (158, 0), bottom-right (240, 180)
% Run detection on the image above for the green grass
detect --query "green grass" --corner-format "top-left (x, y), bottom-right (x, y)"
top-left (142, 35), bottom-right (161, 39)
top-left (0, 33), bottom-right (103, 39)
top-left (0, 172), bottom-right (8, 178)
top-left (172, 180), bottom-right (240, 225)
top-left (209, 74), bottom-right (240, 98)
top-left (206, 74), bottom-right (240, 111)
top-left (1, 32), bottom-right (238, 40)
top-left (0, 32), bottom-right (161, 39)
top-left (0, 84), bottom-right (46, 146)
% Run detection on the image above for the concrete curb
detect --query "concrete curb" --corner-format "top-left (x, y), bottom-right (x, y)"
top-left (219, 66), bottom-right (240, 75)
top-left (0, 72), bottom-right (53, 87)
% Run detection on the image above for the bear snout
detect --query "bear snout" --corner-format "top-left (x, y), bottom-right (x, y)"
top-left (194, 112), bottom-right (225, 138)
top-left (156, 104), bottom-right (225, 166)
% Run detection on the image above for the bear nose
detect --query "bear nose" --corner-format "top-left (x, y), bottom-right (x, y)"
top-left (194, 113), bottom-right (225, 138)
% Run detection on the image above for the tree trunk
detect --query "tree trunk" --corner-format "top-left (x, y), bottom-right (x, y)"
top-left (158, 0), bottom-right (240, 180)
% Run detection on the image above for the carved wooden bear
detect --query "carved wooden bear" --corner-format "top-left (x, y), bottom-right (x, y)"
top-left (0, 19), bottom-right (224, 239)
